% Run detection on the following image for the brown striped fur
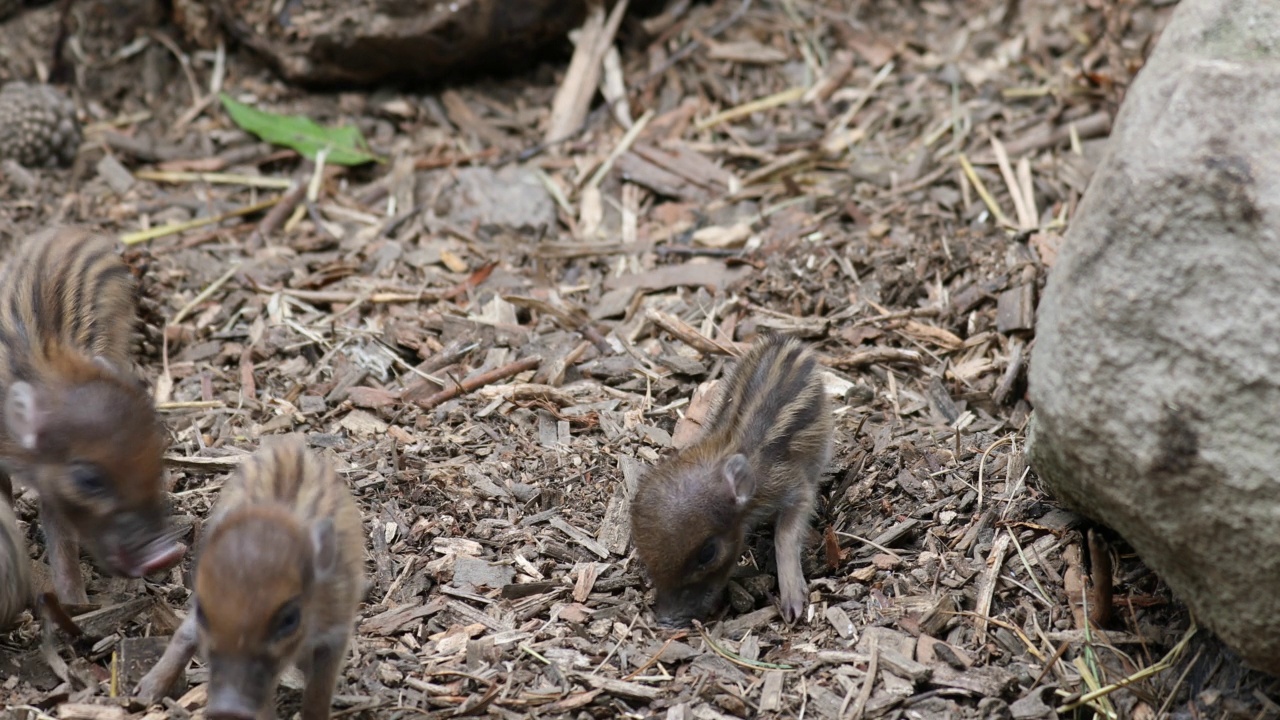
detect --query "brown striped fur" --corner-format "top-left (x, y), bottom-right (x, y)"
top-left (0, 495), bottom-right (30, 629)
top-left (135, 435), bottom-right (366, 720)
top-left (630, 334), bottom-right (833, 626)
top-left (0, 226), bottom-right (183, 604)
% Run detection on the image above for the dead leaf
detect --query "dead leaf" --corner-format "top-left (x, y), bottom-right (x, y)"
top-left (339, 409), bottom-right (389, 437)
top-left (692, 222), bottom-right (752, 248)
top-left (347, 386), bottom-right (402, 409)
top-left (440, 249), bottom-right (469, 273)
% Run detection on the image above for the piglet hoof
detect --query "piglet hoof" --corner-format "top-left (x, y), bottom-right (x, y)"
top-left (133, 671), bottom-right (172, 706)
top-left (779, 596), bottom-right (805, 624)
top-left (778, 576), bottom-right (807, 624)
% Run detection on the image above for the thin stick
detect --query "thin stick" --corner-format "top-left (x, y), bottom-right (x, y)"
top-left (170, 262), bottom-right (242, 325)
top-left (820, 348), bottom-right (923, 368)
top-left (121, 197), bottom-right (280, 245)
top-left (412, 356), bottom-right (542, 410)
top-left (134, 170), bottom-right (293, 189)
top-left (991, 137), bottom-right (1034, 230)
top-left (957, 154), bottom-right (1014, 229)
top-left (584, 108), bottom-right (655, 191)
top-left (622, 630), bottom-right (688, 681)
top-left (647, 308), bottom-right (744, 358)
top-left (849, 635), bottom-right (878, 720)
top-left (977, 434), bottom-right (1014, 508)
top-left (696, 86), bottom-right (808, 131)
top-left (156, 400), bottom-right (224, 411)
top-left (974, 530), bottom-right (1012, 646)
top-left (246, 177), bottom-right (309, 249)
top-left (257, 287), bottom-right (440, 305)
top-left (694, 621), bottom-right (796, 671)
top-left (1155, 646), bottom-right (1203, 717)
top-left (1028, 640), bottom-right (1072, 691)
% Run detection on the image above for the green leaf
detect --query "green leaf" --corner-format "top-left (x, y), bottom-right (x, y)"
top-left (218, 93), bottom-right (382, 166)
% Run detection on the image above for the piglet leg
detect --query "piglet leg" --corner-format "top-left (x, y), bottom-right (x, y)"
top-left (300, 637), bottom-right (348, 720)
top-left (41, 498), bottom-right (87, 605)
top-left (773, 488), bottom-right (816, 624)
top-left (135, 610), bottom-right (200, 704)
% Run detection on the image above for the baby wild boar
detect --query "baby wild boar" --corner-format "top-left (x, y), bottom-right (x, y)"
top-left (135, 436), bottom-right (365, 720)
top-left (630, 334), bottom-right (833, 626)
top-left (0, 494), bottom-right (30, 629)
top-left (0, 226), bottom-right (185, 604)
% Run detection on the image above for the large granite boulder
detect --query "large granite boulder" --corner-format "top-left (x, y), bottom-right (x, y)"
top-left (1027, 0), bottom-right (1280, 675)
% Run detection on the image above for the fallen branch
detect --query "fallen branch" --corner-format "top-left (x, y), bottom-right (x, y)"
top-left (413, 356), bottom-right (543, 411)
top-left (646, 308), bottom-right (743, 358)
top-left (246, 174), bottom-right (309, 249)
top-left (821, 348), bottom-right (924, 368)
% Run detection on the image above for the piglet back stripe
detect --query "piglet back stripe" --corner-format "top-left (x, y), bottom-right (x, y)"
top-left (710, 335), bottom-right (824, 460)
top-left (0, 229), bottom-right (136, 386)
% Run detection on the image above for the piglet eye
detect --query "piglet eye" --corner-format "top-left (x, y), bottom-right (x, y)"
top-left (69, 463), bottom-right (107, 496)
top-left (696, 539), bottom-right (718, 567)
top-left (271, 599), bottom-right (302, 641)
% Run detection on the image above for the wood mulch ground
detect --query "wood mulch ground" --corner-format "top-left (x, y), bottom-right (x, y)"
top-left (1, 0), bottom-right (1278, 718)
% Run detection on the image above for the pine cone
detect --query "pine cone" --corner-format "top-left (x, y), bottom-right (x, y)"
top-left (0, 82), bottom-right (82, 167)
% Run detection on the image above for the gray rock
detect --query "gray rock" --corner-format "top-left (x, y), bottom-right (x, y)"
top-left (422, 165), bottom-right (556, 230)
top-left (1027, 0), bottom-right (1280, 676)
top-left (451, 555), bottom-right (515, 592)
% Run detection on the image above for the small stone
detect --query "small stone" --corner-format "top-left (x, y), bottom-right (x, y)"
top-left (713, 693), bottom-right (749, 717)
top-left (871, 553), bottom-right (902, 570)
top-left (978, 697), bottom-right (1014, 720)
top-left (726, 580), bottom-right (754, 613)
top-left (298, 394), bottom-right (327, 415)
top-left (451, 555), bottom-right (515, 591)
top-left (740, 573), bottom-right (775, 600)
top-left (96, 152), bottom-right (135, 195)
top-left (377, 661), bottom-right (404, 686)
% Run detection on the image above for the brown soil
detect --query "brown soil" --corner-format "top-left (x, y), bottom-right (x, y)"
top-left (0, 1), bottom-right (1278, 719)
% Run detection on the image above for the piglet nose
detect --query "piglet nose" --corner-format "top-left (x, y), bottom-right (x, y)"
top-left (207, 706), bottom-right (257, 720)
top-left (207, 712), bottom-right (256, 720)
top-left (206, 693), bottom-right (260, 720)
top-left (654, 610), bottom-right (692, 630)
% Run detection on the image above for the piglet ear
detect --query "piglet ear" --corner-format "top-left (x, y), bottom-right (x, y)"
top-left (722, 454), bottom-right (755, 507)
top-left (92, 355), bottom-right (147, 391)
top-left (5, 382), bottom-right (41, 452)
top-left (310, 517), bottom-right (338, 578)
top-left (91, 355), bottom-right (119, 375)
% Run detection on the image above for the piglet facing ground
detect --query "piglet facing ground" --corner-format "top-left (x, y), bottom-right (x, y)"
top-left (0, 227), bottom-right (185, 604)
top-left (630, 334), bottom-right (834, 627)
top-left (134, 436), bottom-right (365, 720)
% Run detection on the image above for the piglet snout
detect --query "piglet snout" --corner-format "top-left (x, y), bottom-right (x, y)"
top-left (205, 695), bottom-right (259, 720)
top-left (207, 658), bottom-right (273, 720)
top-left (655, 613), bottom-right (693, 630)
top-left (114, 540), bottom-right (187, 578)
top-left (134, 541), bottom-right (187, 576)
